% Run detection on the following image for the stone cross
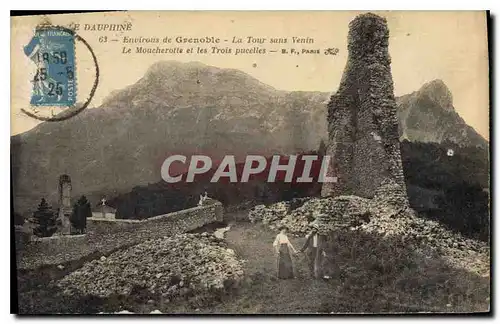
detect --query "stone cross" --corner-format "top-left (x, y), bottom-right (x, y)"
top-left (100, 197), bottom-right (107, 218)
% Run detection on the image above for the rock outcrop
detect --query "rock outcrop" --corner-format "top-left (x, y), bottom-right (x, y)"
top-left (321, 13), bottom-right (408, 204)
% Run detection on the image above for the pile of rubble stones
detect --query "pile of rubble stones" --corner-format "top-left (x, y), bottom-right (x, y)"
top-left (248, 196), bottom-right (371, 235)
top-left (248, 193), bottom-right (488, 255)
top-left (57, 233), bottom-right (244, 302)
top-left (248, 201), bottom-right (290, 225)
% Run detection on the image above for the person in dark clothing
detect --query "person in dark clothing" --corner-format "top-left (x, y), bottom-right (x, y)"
top-left (300, 223), bottom-right (327, 279)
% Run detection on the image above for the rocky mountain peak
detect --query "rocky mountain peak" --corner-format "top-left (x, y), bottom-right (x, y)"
top-left (418, 79), bottom-right (454, 112)
top-left (144, 60), bottom-right (215, 78)
top-left (101, 61), bottom-right (279, 108)
top-left (396, 79), bottom-right (486, 148)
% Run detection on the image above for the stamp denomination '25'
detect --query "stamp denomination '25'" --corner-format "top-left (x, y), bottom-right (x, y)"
top-left (24, 26), bottom-right (76, 106)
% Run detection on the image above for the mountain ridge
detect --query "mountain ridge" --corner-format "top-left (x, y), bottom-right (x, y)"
top-left (11, 61), bottom-right (488, 215)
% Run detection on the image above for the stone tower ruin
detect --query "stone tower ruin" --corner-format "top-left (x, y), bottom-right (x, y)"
top-left (321, 13), bottom-right (408, 203)
top-left (58, 174), bottom-right (72, 234)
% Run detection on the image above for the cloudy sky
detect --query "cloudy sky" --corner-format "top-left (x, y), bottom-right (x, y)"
top-left (11, 11), bottom-right (489, 139)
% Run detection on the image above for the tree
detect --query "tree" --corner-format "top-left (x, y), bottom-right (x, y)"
top-left (33, 198), bottom-right (57, 237)
top-left (70, 195), bottom-right (91, 234)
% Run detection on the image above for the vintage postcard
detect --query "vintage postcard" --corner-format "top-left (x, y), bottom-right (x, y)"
top-left (11, 11), bottom-right (490, 314)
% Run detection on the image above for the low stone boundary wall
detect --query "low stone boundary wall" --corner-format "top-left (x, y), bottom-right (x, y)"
top-left (30, 234), bottom-right (86, 242)
top-left (16, 201), bottom-right (224, 270)
top-left (87, 200), bottom-right (224, 233)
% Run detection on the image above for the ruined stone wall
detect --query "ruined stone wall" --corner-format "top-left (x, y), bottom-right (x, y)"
top-left (17, 201), bottom-right (224, 270)
top-left (87, 201), bottom-right (223, 234)
top-left (322, 13), bottom-right (408, 203)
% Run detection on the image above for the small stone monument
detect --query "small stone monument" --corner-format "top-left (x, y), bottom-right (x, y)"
top-left (58, 174), bottom-right (72, 234)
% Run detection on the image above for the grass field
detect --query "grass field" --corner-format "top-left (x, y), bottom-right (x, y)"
top-left (193, 222), bottom-right (490, 314)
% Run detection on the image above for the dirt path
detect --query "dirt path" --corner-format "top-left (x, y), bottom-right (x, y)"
top-left (196, 220), bottom-right (489, 314)
top-left (204, 222), bottom-right (344, 314)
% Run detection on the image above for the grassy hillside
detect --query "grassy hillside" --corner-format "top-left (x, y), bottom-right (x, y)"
top-left (400, 140), bottom-right (490, 241)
